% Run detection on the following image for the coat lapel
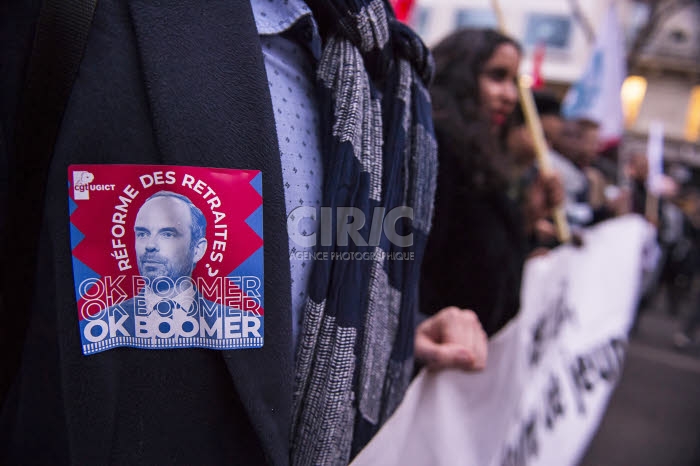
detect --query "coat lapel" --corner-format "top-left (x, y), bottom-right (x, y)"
top-left (129, 1), bottom-right (293, 463)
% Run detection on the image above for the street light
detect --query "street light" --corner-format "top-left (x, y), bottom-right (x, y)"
top-left (621, 75), bottom-right (647, 129)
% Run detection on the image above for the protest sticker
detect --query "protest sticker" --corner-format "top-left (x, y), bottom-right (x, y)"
top-left (68, 165), bottom-right (264, 355)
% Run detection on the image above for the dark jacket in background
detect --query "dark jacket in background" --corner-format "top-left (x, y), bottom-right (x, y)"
top-left (420, 134), bottom-right (527, 337)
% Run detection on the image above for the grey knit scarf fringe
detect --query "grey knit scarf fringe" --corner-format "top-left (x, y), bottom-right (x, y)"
top-left (291, 1), bottom-right (438, 464)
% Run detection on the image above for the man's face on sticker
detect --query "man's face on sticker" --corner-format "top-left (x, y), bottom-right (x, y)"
top-left (134, 194), bottom-right (206, 286)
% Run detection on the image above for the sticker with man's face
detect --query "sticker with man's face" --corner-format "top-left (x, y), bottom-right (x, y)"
top-left (68, 165), bottom-right (264, 355)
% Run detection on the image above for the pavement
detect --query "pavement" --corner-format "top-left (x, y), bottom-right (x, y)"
top-left (579, 290), bottom-right (700, 466)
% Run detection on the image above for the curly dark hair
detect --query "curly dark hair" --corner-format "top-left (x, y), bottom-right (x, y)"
top-left (430, 28), bottom-right (521, 192)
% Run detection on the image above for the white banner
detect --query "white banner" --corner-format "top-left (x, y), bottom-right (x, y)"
top-left (352, 215), bottom-right (655, 466)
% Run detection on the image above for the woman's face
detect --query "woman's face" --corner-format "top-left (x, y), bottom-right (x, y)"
top-left (478, 43), bottom-right (520, 128)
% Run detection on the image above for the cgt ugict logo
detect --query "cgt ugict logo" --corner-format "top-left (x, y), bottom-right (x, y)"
top-left (287, 206), bottom-right (413, 248)
top-left (73, 171), bottom-right (116, 200)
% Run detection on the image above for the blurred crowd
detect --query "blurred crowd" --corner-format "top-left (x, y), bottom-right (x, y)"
top-left (419, 26), bottom-right (700, 350)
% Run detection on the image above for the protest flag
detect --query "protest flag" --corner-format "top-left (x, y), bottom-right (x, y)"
top-left (531, 42), bottom-right (546, 90)
top-left (389, 0), bottom-right (415, 23)
top-left (563, 3), bottom-right (626, 149)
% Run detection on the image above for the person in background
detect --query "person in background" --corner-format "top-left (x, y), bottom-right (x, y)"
top-left (556, 113), bottom-right (631, 225)
top-left (507, 96), bottom-right (581, 252)
top-left (575, 119), bottom-right (607, 208)
top-left (420, 28), bottom-right (562, 337)
top-left (626, 152), bottom-right (693, 336)
top-left (673, 189), bottom-right (700, 349)
top-left (626, 152), bottom-right (650, 216)
top-left (523, 91), bottom-right (595, 228)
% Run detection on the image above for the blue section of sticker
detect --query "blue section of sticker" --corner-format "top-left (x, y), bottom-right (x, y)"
top-left (68, 196), bottom-right (78, 215)
top-left (70, 223), bottom-right (85, 250)
top-left (71, 256), bottom-right (100, 301)
top-left (250, 172), bottom-right (263, 196)
top-left (245, 205), bottom-right (264, 241)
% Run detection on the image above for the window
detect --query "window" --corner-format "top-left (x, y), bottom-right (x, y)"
top-left (524, 13), bottom-right (572, 49)
top-left (410, 5), bottom-right (432, 37)
top-left (454, 8), bottom-right (497, 29)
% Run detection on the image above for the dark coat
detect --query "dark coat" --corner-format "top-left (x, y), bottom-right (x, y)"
top-left (420, 137), bottom-right (527, 337)
top-left (1, 1), bottom-right (292, 464)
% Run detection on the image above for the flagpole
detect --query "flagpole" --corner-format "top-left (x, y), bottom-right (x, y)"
top-left (645, 193), bottom-right (659, 226)
top-left (490, 0), bottom-right (572, 244)
top-left (645, 120), bottom-right (664, 226)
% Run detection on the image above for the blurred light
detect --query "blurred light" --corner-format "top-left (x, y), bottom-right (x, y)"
top-left (620, 75), bottom-right (647, 129)
top-left (684, 86), bottom-right (700, 142)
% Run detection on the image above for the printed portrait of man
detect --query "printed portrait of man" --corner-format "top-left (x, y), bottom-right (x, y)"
top-left (125, 191), bottom-right (208, 318)
top-left (134, 190), bottom-right (208, 312)
top-left (96, 190), bottom-right (214, 335)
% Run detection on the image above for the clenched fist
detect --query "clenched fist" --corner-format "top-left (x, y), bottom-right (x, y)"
top-left (415, 306), bottom-right (488, 371)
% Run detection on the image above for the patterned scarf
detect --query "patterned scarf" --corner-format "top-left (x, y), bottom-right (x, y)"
top-left (291, 1), bottom-right (437, 464)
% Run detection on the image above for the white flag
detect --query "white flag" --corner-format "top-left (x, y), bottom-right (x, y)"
top-left (563, 4), bottom-right (626, 145)
top-left (646, 120), bottom-right (665, 196)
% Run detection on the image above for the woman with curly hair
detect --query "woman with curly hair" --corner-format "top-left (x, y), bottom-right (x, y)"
top-left (420, 28), bottom-right (559, 337)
